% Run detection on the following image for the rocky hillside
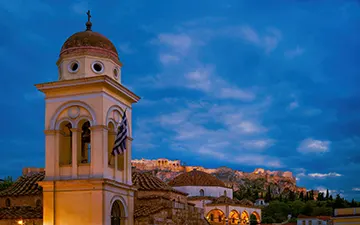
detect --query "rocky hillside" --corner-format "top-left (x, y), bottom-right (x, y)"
top-left (132, 159), bottom-right (307, 198)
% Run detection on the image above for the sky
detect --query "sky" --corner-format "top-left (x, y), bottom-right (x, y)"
top-left (0, 0), bottom-right (360, 200)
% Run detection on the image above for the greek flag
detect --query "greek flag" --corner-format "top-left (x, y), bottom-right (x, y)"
top-left (112, 110), bottom-right (128, 156)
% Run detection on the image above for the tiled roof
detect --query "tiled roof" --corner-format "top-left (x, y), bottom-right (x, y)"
top-left (134, 204), bottom-right (168, 218)
top-left (0, 172), bottom-right (45, 197)
top-left (132, 171), bottom-right (187, 195)
top-left (187, 196), bottom-right (216, 201)
top-left (298, 215), bottom-right (332, 220)
top-left (212, 196), bottom-right (240, 205)
top-left (239, 199), bottom-right (254, 206)
top-left (168, 170), bottom-right (227, 188)
top-left (0, 206), bottom-right (42, 219)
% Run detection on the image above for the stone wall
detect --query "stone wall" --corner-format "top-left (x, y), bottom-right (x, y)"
top-left (0, 195), bottom-right (42, 208)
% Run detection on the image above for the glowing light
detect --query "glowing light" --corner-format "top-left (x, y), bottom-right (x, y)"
top-left (17, 220), bottom-right (24, 225)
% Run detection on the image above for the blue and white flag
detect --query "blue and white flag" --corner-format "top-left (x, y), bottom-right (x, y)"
top-left (112, 110), bottom-right (128, 156)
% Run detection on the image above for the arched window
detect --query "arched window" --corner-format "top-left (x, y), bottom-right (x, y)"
top-left (36, 199), bottom-right (41, 207)
top-left (5, 198), bottom-right (10, 207)
top-left (111, 201), bottom-right (121, 225)
top-left (210, 214), bottom-right (214, 221)
top-left (199, 189), bottom-right (204, 196)
top-left (80, 121), bottom-right (91, 164)
top-left (224, 190), bottom-right (227, 197)
top-left (59, 121), bottom-right (72, 166)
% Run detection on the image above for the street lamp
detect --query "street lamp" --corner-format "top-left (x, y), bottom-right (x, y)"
top-left (17, 219), bottom-right (24, 225)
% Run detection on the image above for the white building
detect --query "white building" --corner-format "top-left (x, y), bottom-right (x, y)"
top-left (168, 169), bottom-right (262, 224)
top-left (297, 215), bottom-right (332, 225)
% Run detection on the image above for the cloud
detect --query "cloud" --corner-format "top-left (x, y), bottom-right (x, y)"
top-left (159, 54), bottom-right (180, 64)
top-left (234, 26), bottom-right (282, 53)
top-left (284, 46), bottom-right (305, 59)
top-left (118, 43), bottom-right (136, 54)
top-left (352, 188), bottom-right (360, 191)
top-left (308, 172), bottom-right (342, 178)
top-left (71, 1), bottom-right (88, 15)
top-left (134, 97), bottom-right (280, 168)
top-left (288, 101), bottom-right (299, 110)
top-left (297, 138), bottom-right (331, 154)
top-left (155, 33), bottom-right (193, 55)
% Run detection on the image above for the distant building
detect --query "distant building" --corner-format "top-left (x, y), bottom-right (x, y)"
top-left (168, 169), bottom-right (262, 224)
top-left (332, 207), bottom-right (360, 225)
top-left (297, 215), bottom-right (332, 225)
top-left (254, 199), bottom-right (268, 207)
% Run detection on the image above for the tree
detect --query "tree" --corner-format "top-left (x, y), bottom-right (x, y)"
top-left (289, 191), bottom-right (296, 201)
top-left (329, 195), bottom-right (333, 201)
top-left (299, 192), bottom-right (304, 201)
top-left (309, 190), bottom-right (314, 200)
top-left (250, 214), bottom-right (258, 225)
top-left (262, 201), bottom-right (290, 223)
top-left (325, 189), bottom-right (329, 199)
top-left (265, 186), bottom-right (272, 202)
top-left (0, 176), bottom-right (13, 191)
top-left (317, 192), bottom-right (324, 201)
top-left (351, 199), bottom-right (357, 207)
top-left (334, 194), bottom-right (346, 208)
top-left (301, 201), bottom-right (314, 216)
top-left (290, 200), bottom-right (305, 217)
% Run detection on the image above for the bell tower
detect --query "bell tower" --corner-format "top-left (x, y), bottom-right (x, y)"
top-left (37, 11), bottom-right (139, 225)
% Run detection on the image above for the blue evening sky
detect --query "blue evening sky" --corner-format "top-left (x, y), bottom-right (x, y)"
top-left (1, 0), bottom-right (360, 200)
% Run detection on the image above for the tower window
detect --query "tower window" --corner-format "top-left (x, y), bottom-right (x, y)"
top-left (36, 199), bottom-right (41, 207)
top-left (92, 61), bottom-right (104, 73)
top-left (113, 67), bottom-right (119, 79)
top-left (68, 61), bottom-right (79, 73)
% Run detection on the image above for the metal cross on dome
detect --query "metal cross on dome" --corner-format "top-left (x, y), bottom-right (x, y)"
top-left (86, 10), bottom-right (92, 31)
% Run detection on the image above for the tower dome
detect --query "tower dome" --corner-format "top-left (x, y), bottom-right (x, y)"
top-left (59, 31), bottom-right (120, 64)
top-left (57, 10), bottom-right (122, 82)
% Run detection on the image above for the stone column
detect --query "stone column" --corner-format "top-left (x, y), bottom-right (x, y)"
top-left (90, 125), bottom-right (108, 178)
top-left (44, 130), bottom-right (57, 180)
top-left (70, 128), bottom-right (80, 179)
top-left (125, 136), bottom-right (133, 185)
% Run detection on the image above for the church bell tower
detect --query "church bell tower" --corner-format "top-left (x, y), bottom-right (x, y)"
top-left (37, 11), bottom-right (139, 225)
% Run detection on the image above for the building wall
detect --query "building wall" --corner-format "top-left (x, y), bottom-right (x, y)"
top-left (297, 219), bottom-right (329, 225)
top-left (0, 195), bottom-right (42, 208)
top-left (173, 186), bottom-right (233, 199)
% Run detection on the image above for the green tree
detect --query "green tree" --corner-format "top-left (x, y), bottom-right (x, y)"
top-left (325, 189), bottom-right (329, 199)
top-left (262, 201), bottom-right (290, 223)
top-left (0, 176), bottom-right (13, 191)
top-left (289, 191), bottom-right (296, 201)
top-left (290, 200), bottom-right (305, 217)
top-left (265, 186), bottom-right (272, 202)
top-left (250, 214), bottom-right (258, 225)
top-left (301, 201), bottom-right (315, 216)
top-left (309, 190), bottom-right (314, 200)
top-left (334, 194), bottom-right (345, 208)
top-left (299, 192), bottom-right (304, 201)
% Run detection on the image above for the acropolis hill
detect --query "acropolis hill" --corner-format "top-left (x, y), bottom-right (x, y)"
top-left (131, 158), bottom-right (307, 195)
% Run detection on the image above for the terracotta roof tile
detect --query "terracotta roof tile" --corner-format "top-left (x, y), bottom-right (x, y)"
top-left (168, 170), bottom-right (227, 188)
top-left (132, 171), bottom-right (187, 195)
top-left (0, 172), bottom-right (45, 197)
top-left (134, 204), bottom-right (168, 218)
top-left (0, 206), bottom-right (42, 219)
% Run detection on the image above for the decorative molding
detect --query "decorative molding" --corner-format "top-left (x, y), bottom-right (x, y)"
top-left (44, 130), bottom-right (57, 135)
top-left (55, 117), bottom-right (75, 130)
top-left (74, 116), bottom-right (93, 128)
top-left (36, 76), bottom-right (140, 103)
top-left (50, 101), bottom-right (96, 130)
top-left (109, 195), bottom-right (128, 218)
top-left (67, 106), bottom-right (80, 119)
top-left (89, 125), bottom-right (108, 131)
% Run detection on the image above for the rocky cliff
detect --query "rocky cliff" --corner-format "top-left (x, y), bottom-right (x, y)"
top-left (131, 158), bottom-right (307, 197)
